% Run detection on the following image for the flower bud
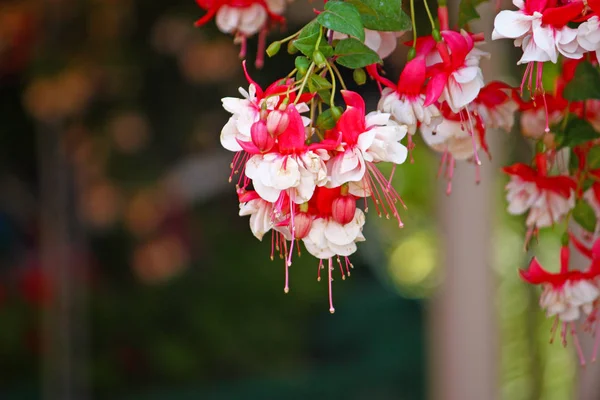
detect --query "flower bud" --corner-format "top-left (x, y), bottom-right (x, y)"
top-left (312, 50), bottom-right (327, 69)
top-left (331, 195), bottom-right (356, 225)
top-left (288, 41), bottom-right (299, 55)
top-left (267, 109), bottom-right (290, 136)
top-left (266, 41), bottom-right (281, 57)
top-left (251, 120), bottom-right (275, 153)
top-left (353, 68), bottom-right (367, 86)
top-left (292, 212), bottom-right (313, 239)
top-left (295, 56), bottom-right (310, 76)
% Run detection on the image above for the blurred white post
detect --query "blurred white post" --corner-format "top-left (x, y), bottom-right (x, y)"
top-left (428, 3), bottom-right (507, 400)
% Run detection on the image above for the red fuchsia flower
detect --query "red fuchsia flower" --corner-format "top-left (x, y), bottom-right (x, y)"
top-left (373, 57), bottom-right (443, 138)
top-left (420, 103), bottom-right (487, 193)
top-left (518, 92), bottom-right (567, 139)
top-left (194, 0), bottom-right (287, 67)
top-left (520, 236), bottom-right (600, 364)
top-left (302, 186), bottom-right (366, 313)
top-left (492, 0), bottom-right (585, 64)
top-left (244, 104), bottom-right (330, 205)
top-left (220, 62), bottom-right (312, 184)
top-left (472, 81), bottom-right (519, 132)
top-left (577, 16), bottom-right (600, 59)
top-left (503, 153), bottom-right (576, 240)
top-left (492, 0), bottom-right (586, 123)
top-left (325, 90), bottom-right (408, 226)
top-left (417, 30), bottom-right (489, 114)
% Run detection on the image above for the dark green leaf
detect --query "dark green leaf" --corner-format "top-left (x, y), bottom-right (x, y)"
top-left (563, 61), bottom-right (600, 101)
top-left (573, 200), bottom-right (597, 233)
top-left (316, 107), bottom-right (342, 130)
top-left (316, 1), bottom-right (365, 41)
top-left (355, 0), bottom-right (412, 31)
top-left (334, 38), bottom-right (382, 69)
top-left (555, 117), bottom-right (599, 148)
top-left (308, 74), bottom-right (333, 92)
top-left (458, 0), bottom-right (487, 27)
top-left (292, 20), bottom-right (334, 58)
top-left (588, 146), bottom-right (600, 170)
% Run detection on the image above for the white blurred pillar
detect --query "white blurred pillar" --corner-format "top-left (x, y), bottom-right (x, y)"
top-left (428, 3), bottom-right (507, 399)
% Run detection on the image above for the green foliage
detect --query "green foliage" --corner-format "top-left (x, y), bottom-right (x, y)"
top-left (334, 38), bottom-right (382, 69)
top-left (316, 106), bottom-right (343, 130)
top-left (352, 0), bottom-right (412, 31)
top-left (316, 1), bottom-right (365, 41)
top-left (563, 61), bottom-right (600, 101)
top-left (308, 74), bottom-right (333, 104)
top-left (554, 117), bottom-right (599, 149)
top-left (573, 200), bottom-right (597, 233)
top-left (458, 0), bottom-right (487, 27)
top-left (292, 20), bottom-right (334, 58)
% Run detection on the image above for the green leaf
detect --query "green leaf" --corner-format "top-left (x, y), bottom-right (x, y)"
top-left (316, 1), bottom-right (365, 41)
top-left (555, 117), bottom-right (599, 149)
top-left (458, 0), bottom-right (487, 27)
top-left (316, 107), bottom-right (343, 130)
top-left (292, 20), bottom-right (334, 58)
top-left (308, 75), bottom-right (333, 104)
top-left (588, 146), bottom-right (600, 170)
top-left (334, 38), bottom-right (382, 69)
top-left (573, 200), bottom-right (597, 233)
top-left (563, 61), bottom-right (600, 101)
top-left (354, 0), bottom-right (412, 31)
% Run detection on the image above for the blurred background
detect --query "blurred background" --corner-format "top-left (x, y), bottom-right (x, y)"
top-left (0, 0), bottom-right (585, 399)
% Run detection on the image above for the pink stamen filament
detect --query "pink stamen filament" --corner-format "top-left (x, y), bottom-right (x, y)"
top-left (571, 322), bottom-right (587, 366)
top-left (328, 258), bottom-right (335, 314)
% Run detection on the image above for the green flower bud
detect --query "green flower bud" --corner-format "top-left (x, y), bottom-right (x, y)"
top-left (288, 41), bottom-right (299, 54)
top-left (353, 68), bottom-right (367, 86)
top-left (295, 56), bottom-right (310, 76)
top-left (266, 41), bottom-right (281, 58)
top-left (312, 50), bottom-right (327, 69)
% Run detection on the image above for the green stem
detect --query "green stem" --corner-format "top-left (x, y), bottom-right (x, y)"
top-left (294, 63), bottom-right (315, 105)
top-left (410, 0), bottom-right (417, 47)
top-left (423, 0), bottom-right (437, 30)
top-left (330, 63), bottom-right (348, 91)
top-left (326, 62), bottom-right (337, 106)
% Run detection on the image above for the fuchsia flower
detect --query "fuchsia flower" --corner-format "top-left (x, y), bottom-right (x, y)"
top-left (492, 0), bottom-right (585, 64)
top-left (419, 30), bottom-right (488, 113)
top-left (374, 57), bottom-right (443, 136)
top-left (503, 154), bottom-right (576, 238)
top-left (220, 62), bottom-right (312, 184)
top-left (194, 0), bottom-right (288, 67)
top-left (520, 236), bottom-right (600, 364)
top-left (326, 90), bottom-right (408, 226)
top-left (472, 81), bottom-right (519, 132)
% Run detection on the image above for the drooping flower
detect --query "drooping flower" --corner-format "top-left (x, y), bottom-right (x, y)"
top-left (374, 57), bottom-right (443, 136)
top-left (577, 16), bottom-right (600, 59)
top-left (194, 0), bottom-right (288, 67)
top-left (519, 237), bottom-right (600, 364)
top-left (503, 153), bottom-right (576, 239)
top-left (472, 81), bottom-right (519, 132)
top-left (326, 90), bottom-right (408, 225)
top-left (492, 0), bottom-right (585, 64)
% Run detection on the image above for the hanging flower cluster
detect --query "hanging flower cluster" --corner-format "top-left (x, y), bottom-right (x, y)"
top-left (492, 0), bottom-right (600, 364)
top-left (196, 0), bottom-right (600, 353)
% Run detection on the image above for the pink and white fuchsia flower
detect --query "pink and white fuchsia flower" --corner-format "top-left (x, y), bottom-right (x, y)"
top-left (373, 57), bottom-right (443, 136)
top-left (326, 90), bottom-right (408, 188)
top-left (420, 30), bottom-right (489, 113)
top-left (492, 0), bottom-right (585, 64)
top-left (520, 237), bottom-right (600, 365)
top-left (577, 16), bottom-right (600, 59)
top-left (503, 154), bottom-right (576, 238)
top-left (194, 0), bottom-right (289, 67)
top-left (472, 81), bottom-right (519, 132)
top-left (244, 105), bottom-right (329, 204)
